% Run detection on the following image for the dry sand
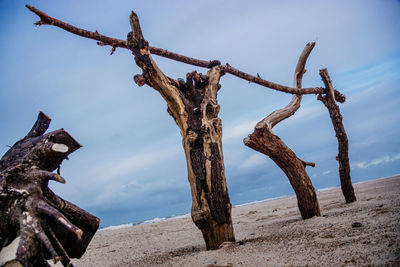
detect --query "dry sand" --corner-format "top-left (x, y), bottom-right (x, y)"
top-left (67, 176), bottom-right (400, 266)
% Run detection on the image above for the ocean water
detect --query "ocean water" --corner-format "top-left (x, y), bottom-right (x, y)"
top-left (100, 192), bottom-right (320, 231)
top-left (99, 176), bottom-right (400, 232)
top-left (99, 213), bottom-right (191, 231)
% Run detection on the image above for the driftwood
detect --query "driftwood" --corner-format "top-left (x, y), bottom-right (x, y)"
top-left (318, 69), bottom-right (356, 203)
top-left (244, 43), bottom-right (321, 219)
top-left (24, 4), bottom-right (357, 248)
top-left (127, 13), bottom-right (234, 250)
top-left (25, 4), bottom-right (346, 100)
top-left (0, 112), bottom-right (100, 267)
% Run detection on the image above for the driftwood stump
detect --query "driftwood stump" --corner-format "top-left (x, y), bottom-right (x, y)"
top-left (0, 112), bottom-right (100, 267)
top-left (244, 43), bottom-right (321, 219)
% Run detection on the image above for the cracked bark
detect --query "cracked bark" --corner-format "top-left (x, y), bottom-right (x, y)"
top-left (0, 112), bottom-right (100, 267)
top-left (127, 12), bottom-right (234, 250)
top-left (319, 69), bottom-right (356, 203)
top-left (244, 43), bottom-right (321, 219)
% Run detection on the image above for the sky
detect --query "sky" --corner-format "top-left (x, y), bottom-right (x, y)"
top-left (0, 0), bottom-right (399, 227)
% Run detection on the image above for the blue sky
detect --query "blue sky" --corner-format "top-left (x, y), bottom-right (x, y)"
top-left (1, 0), bottom-right (399, 227)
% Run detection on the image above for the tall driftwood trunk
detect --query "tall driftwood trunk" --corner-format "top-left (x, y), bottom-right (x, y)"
top-left (319, 69), bottom-right (356, 203)
top-left (180, 70), bottom-right (235, 249)
top-left (128, 13), bottom-right (234, 250)
top-left (244, 43), bottom-right (321, 219)
top-left (0, 112), bottom-right (100, 267)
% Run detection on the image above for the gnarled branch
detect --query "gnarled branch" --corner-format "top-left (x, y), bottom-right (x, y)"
top-left (255, 42), bottom-right (316, 131)
top-left (127, 11), bottom-right (188, 131)
top-left (244, 43), bottom-right (320, 219)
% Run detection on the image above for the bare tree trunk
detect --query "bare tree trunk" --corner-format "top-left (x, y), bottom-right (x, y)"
top-left (0, 112), bottom-right (100, 267)
top-left (319, 69), bottom-right (356, 203)
top-left (128, 13), bottom-right (234, 250)
top-left (244, 43), bottom-right (321, 219)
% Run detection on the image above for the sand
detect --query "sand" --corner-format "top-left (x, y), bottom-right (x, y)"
top-left (67, 176), bottom-right (400, 266)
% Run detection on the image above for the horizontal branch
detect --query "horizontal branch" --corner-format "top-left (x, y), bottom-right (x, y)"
top-left (223, 64), bottom-right (323, 95)
top-left (26, 5), bottom-right (345, 101)
top-left (26, 4), bottom-right (218, 65)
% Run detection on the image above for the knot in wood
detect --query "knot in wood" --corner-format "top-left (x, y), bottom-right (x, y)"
top-left (187, 130), bottom-right (198, 143)
top-left (134, 74), bottom-right (146, 87)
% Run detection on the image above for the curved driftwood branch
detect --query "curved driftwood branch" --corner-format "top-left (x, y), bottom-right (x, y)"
top-left (256, 42), bottom-right (316, 130)
top-left (127, 11), bottom-right (188, 131)
top-left (318, 69), bottom-right (356, 203)
top-left (0, 112), bottom-right (100, 267)
top-left (25, 5), bottom-right (346, 100)
top-left (244, 43), bottom-right (321, 219)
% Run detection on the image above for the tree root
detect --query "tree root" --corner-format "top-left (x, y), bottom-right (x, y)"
top-left (0, 112), bottom-right (99, 267)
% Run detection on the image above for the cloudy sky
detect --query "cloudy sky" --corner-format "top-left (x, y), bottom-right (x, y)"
top-left (1, 0), bottom-right (399, 227)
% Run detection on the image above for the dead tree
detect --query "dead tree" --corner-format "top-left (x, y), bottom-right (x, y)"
top-left (243, 43), bottom-right (321, 219)
top-left (127, 14), bottom-right (235, 250)
top-left (318, 69), bottom-right (356, 203)
top-left (0, 112), bottom-right (100, 267)
top-left (27, 5), bottom-right (235, 251)
top-left (26, 4), bottom-right (356, 248)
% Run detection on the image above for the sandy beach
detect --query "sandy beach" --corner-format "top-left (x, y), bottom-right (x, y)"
top-left (67, 176), bottom-right (400, 266)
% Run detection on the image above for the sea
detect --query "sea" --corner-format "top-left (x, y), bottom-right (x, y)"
top-left (99, 176), bottom-right (397, 232)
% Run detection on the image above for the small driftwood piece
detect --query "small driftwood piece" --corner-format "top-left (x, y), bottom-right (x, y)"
top-left (318, 69), bottom-right (356, 203)
top-left (0, 112), bottom-right (100, 267)
top-left (244, 43), bottom-right (321, 219)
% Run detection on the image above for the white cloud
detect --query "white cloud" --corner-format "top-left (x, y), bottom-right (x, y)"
top-left (239, 154), bottom-right (270, 169)
top-left (79, 146), bottom-right (182, 186)
top-left (352, 153), bottom-right (400, 169)
top-left (322, 170), bottom-right (332, 175)
top-left (223, 120), bottom-right (258, 143)
top-left (279, 104), bottom-right (325, 127)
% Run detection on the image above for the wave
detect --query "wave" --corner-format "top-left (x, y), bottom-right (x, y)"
top-left (99, 213), bottom-right (190, 231)
top-left (233, 195), bottom-right (290, 207)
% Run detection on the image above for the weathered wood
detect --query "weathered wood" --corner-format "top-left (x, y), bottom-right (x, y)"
top-left (318, 69), bottom-right (356, 203)
top-left (25, 5), bottom-right (346, 99)
top-left (244, 43), bottom-right (321, 219)
top-left (25, 3), bottom-right (355, 244)
top-left (127, 11), bottom-right (234, 250)
top-left (0, 112), bottom-right (100, 267)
